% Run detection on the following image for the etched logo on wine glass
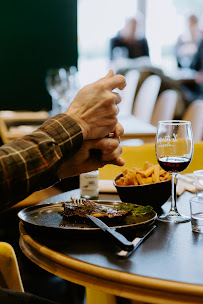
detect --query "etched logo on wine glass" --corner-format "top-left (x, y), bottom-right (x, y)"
top-left (158, 133), bottom-right (178, 147)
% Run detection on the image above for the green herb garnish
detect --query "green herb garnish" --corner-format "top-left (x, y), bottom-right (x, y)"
top-left (131, 205), bottom-right (153, 217)
top-left (114, 203), bottom-right (153, 217)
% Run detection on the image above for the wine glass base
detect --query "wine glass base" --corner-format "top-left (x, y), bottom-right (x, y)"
top-left (158, 213), bottom-right (191, 223)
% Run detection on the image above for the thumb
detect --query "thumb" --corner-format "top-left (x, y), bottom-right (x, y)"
top-left (104, 69), bottom-right (114, 79)
top-left (105, 157), bottom-right (125, 166)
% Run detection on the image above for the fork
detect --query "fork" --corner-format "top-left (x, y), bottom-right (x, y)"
top-left (71, 195), bottom-right (86, 205)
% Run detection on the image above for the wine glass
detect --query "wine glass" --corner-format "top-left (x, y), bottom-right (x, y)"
top-left (155, 120), bottom-right (194, 223)
top-left (45, 67), bottom-right (79, 116)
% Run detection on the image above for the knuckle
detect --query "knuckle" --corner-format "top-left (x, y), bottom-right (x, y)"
top-left (112, 105), bottom-right (118, 115)
top-left (106, 91), bottom-right (114, 102)
top-left (98, 81), bottom-right (106, 92)
top-left (115, 92), bottom-right (121, 103)
top-left (112, 116), bottom-right (118, 126)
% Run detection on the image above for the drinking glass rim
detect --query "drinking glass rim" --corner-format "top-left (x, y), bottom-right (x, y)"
top-left (158, 120), bottom-right (191, 125)
top-left (190, 196), bottom-right (203, 204)
top-left (193, 170), bottom-right (203, 175)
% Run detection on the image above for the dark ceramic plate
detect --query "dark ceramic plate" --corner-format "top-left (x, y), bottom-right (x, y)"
top-left (18, 201), bottom-right (156, 236)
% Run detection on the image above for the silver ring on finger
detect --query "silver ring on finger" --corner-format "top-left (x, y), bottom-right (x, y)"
top-left (116, 105), bottom-right (119, 115)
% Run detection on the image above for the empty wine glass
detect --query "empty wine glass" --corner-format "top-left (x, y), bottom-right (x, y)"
top-left (155, 120), bottom-right (194, 223)
top-left (45, 66), bottom-right (79, 116)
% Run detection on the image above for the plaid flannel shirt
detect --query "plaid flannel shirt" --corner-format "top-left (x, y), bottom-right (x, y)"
top-left (0, 114), bottom-right (83, 211)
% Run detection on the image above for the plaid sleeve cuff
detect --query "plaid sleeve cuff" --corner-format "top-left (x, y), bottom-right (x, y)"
top-left (39, 114), bottom-right (83, 158)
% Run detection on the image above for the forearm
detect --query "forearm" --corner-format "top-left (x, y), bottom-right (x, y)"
top-left (0, 114), bottom-right (83, 211)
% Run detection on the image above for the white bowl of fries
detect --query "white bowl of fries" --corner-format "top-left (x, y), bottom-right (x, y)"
top-left (113, 162), bottom-right (171, 211)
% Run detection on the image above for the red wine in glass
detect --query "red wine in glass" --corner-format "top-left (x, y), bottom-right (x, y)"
top-left (158, 156), bottom-right (191, 173)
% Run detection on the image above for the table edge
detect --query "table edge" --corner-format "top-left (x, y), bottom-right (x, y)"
top-left (19, 222), bottom-right (203, 304)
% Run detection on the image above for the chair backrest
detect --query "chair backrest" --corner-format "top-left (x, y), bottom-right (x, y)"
top-left (118, 69), bottom-right (140, 116)
top-left (132, 75), bottom-right (161, 123)
top-left (0, 242), bottom-right (24, 292)
top-left (150, 89), bottom-right (179, 126)
top-left (182, 99), bottom-right (203, 142)
top-left (98, 142), bottom-right (203, 180)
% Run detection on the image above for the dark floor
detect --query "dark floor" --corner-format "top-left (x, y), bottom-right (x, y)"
top-left (0, 209), bottom-right (85, 304)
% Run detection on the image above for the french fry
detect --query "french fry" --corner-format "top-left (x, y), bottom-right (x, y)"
top-left (146, 166), bottom-right (157, 177)
top-left (122, 168), bottom-right (131, 176)
top-left (133, 175), bottom-right (138, 185)
top-left (160, 169), bottom-right (166, 176)
top-left (136, 173), bottom-right (145, 185)
top-left (153, 165), bottom-right (160, 183)
top-left (137, 170), bottom-right (147, 178)
top-left (145, 177), bottom-right (153, 184)
top-left (163, 172), bottom-right (171, 180)
top-left (143, 161), bottom-right (151, 170)
top-left (116, 177), bottom-right (125, 185)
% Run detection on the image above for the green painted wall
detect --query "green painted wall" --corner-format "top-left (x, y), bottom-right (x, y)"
top-left (0, 0), bottom-right (77, 111)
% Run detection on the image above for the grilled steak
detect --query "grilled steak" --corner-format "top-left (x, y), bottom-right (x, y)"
top-left (63, 200), bottom-right (128, 219)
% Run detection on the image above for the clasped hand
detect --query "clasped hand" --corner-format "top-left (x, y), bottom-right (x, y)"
top-left (58, 70), bottom-right (126, 179)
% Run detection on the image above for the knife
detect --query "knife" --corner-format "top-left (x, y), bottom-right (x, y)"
top-left (87, 214), bottom-right (134, 251)
top-left (117, 225), bottom-right (156, 258)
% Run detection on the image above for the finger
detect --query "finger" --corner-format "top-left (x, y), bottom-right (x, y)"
top-left (106, 74), bottom-right (126, 91)
top-left (104, 69), bottom-right (114, 79)
top-left (94, 70), bottom-right (114, 88)
top-left (83, 137), bottom-right (120, 151)
top-left (114, 122), bottom-right (124, 137)
top-left (101, 145), bottom-right (123, 162)
top-left (104, 157), bottom-right (125, 167)
top-left (111, 104), bottom-right (120, 116)
top-left (101, 137), bottom-right (121, 154)
top-left (113, 92), bottom-right (122, 105)
top-left (96, 138), bottom-right (120, 151)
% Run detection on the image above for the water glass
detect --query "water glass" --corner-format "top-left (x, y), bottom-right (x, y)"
top-left (193, 170), bottom-right (203, 198)
top-left (190, 196), bottom-right (203, 233)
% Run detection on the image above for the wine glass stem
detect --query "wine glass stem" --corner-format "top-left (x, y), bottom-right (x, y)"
top-left (170, 173), bottom-right (178, 213)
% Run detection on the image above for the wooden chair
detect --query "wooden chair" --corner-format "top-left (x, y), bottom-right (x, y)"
top-left (0, 242), bottom-right (24, 292)
top-left (118, 69), bottom-right (140, 116)
top-left (182, 99), bottom-right (203, 142)
top-left (132, 75), bottom-right (161, 123)
top-left (150, 89), bottom-right (179, 126)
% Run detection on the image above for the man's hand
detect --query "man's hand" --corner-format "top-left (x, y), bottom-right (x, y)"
top-left (57, 123), bottom-right (125, 179)
top-left (66, 70), bottom-right (126, 140)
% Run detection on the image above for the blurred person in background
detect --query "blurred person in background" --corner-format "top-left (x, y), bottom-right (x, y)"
top-left (175, 14), bottom-right (203, 103)
top-left (109, 16), bottom-right (149, 61)
top-left (175, 14), bottom-right (203, 69)
top-left (190, 37), bottom-right (203, 99)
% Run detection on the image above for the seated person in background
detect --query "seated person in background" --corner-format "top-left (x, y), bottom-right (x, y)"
top-left (175, 14), bottom-right (203, 68)
top-left (179, 35), bottom-right (203, 103)
top-left (175, 14), bottom-right (203, 103)
top-left (109, 16), bottom-right (149, 61)
top-left (190, 37), bottom-right (203, 98)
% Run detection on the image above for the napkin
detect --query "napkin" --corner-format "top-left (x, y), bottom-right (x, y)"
top-left (176, 174), bottom-right (195, 196)
top-left (99, 179), bottom-right (117, 193)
